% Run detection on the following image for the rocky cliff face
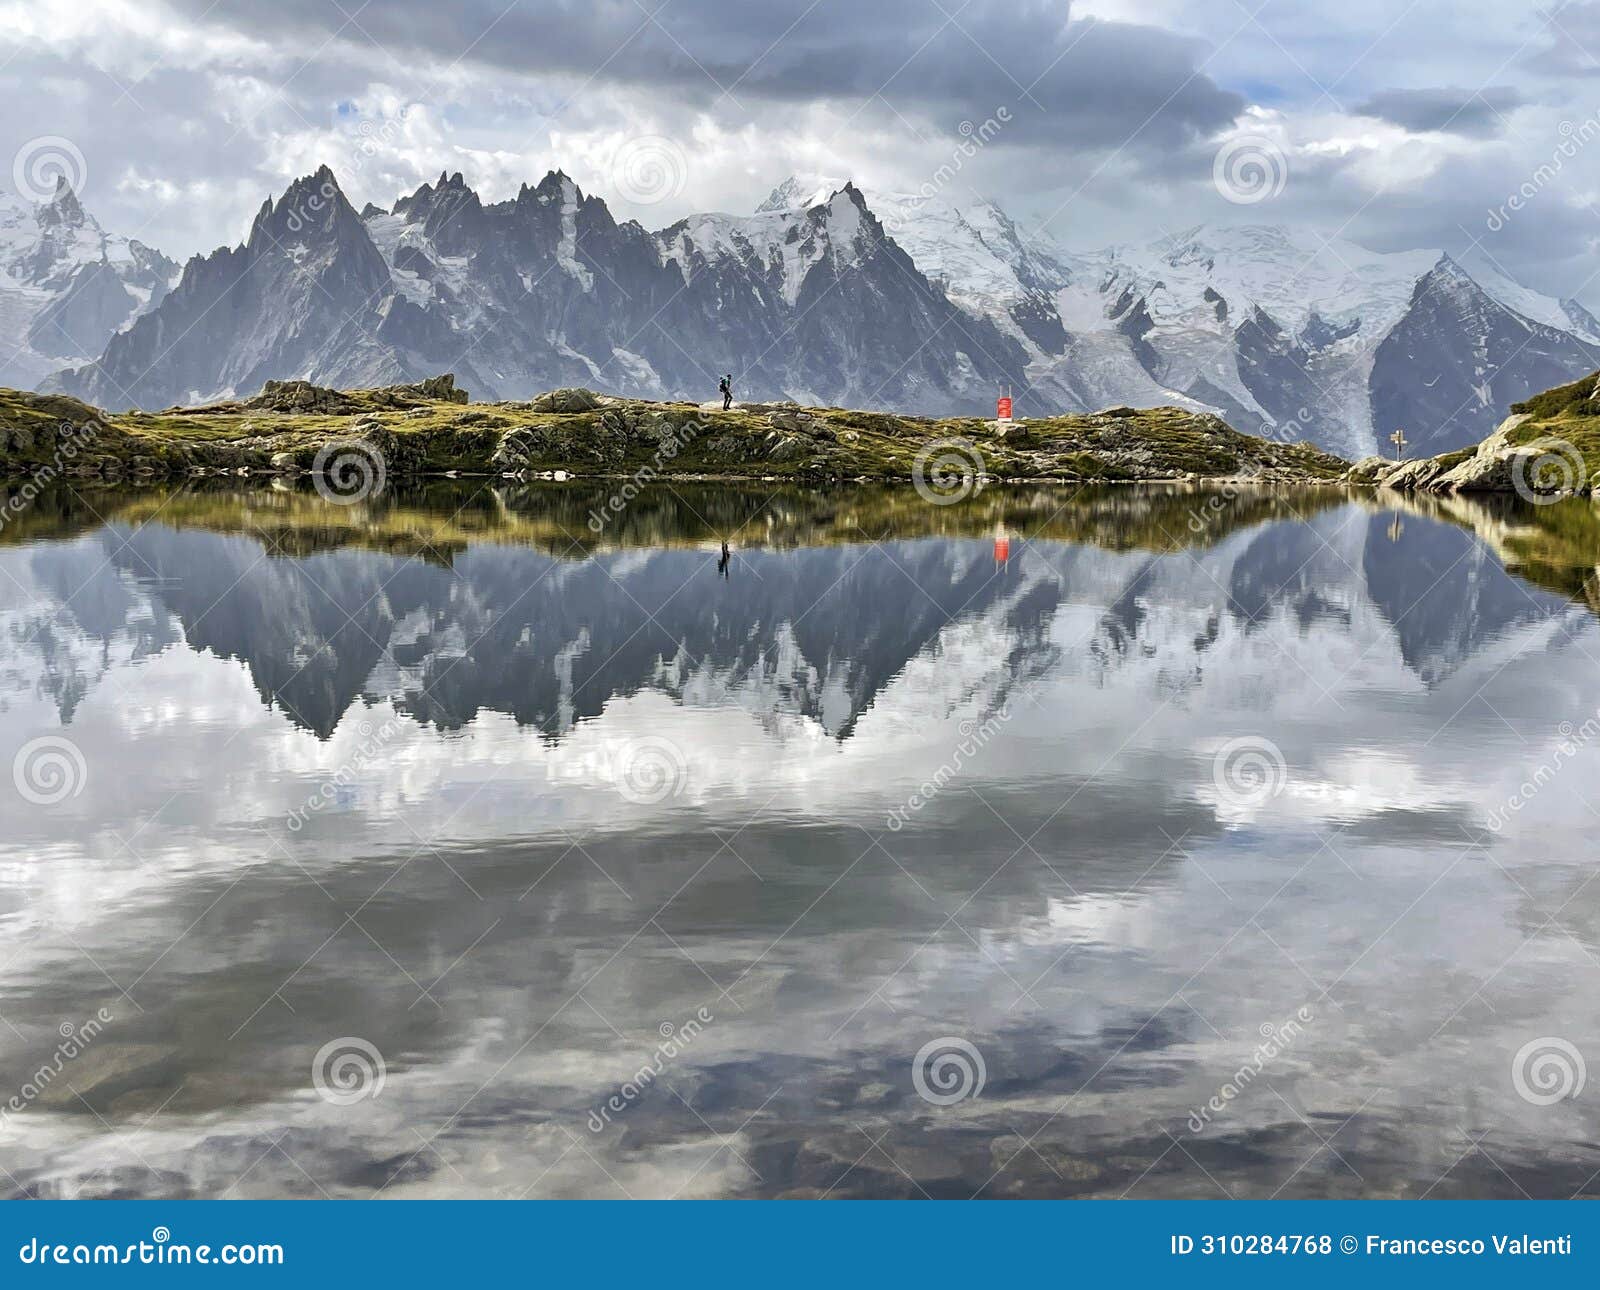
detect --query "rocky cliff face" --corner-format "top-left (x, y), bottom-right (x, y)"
top-left (36, 168), bottom-right (1600, 455)
top-left (50, 167), bottom-right (473, 410)
top-left (53, 169), bottom-right (1026, 415)
top-left (1059, 225), bottom-right (1600, 459)
top-left (1368, 258), bottom-right (1600, 452)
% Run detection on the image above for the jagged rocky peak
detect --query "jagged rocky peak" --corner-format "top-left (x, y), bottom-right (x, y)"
top-left (394, 168), bottom-right (476, 218)
top-left (528, 168), bottom-right (574, 200)
top-left (37, 175), bottom-right (87, 228)
top-left (0, 174), bottom-right (184, 385)
top-left (247, 164), bottom-right (365, 247)
top-left (756, 173), bottom-right (846, 213)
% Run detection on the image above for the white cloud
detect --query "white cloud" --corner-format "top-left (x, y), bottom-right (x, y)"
top-left (2, 0), bottom-right (1598, 305)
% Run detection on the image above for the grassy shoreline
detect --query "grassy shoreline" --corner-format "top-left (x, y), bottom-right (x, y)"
top-left (0, 377), bottom-right (1350, 488)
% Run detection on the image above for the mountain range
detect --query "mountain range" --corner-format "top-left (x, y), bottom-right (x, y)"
top-left (7, 166), bottom-right (1600, 458)
top-left (0, 178), bottom-right (178, 389)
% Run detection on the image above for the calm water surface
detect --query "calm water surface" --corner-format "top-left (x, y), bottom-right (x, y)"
top-left (2, 482), bottom-right (1599, 1198)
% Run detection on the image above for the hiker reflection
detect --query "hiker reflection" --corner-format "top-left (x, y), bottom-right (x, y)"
top-left (717, 540), bottom-right (732, 579)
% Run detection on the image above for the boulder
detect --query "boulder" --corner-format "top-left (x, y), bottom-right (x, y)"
top-left (490, 429), bottom-right (534, 473)
top-left (1434, 449), bottom-right (1521, 492)
top-left (247, 380), bottom-right (356, 415)
top-left (414, 373), bottom-right (467, 404)
top-left (766, 409), bottom-right (836, 441)
top-left (528, 387), bottom-right (602, 414)
top-left (1379, 456), bottom-right (1454, 490)
top-left (765, 432), bottom-right (814, 463)
top-left (1345, 455), bottom-right (1391, 485)
top-left (1434, 440), bottom-right (1587, 495)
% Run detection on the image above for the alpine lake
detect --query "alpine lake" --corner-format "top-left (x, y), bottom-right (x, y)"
top-left (2, 478), bottom-right (1599, 1199)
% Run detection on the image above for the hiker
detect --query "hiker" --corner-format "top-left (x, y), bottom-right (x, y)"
top-left (719, 374), bottom-right (733, 411)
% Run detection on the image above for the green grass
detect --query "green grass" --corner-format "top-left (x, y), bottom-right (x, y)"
top-left (1510, 370), bottom-right (1600, 420)
top-left (2, 382), bottom-right (1353, 486)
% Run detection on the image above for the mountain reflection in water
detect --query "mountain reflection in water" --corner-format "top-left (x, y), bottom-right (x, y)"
top-left (1, 481), bottom-right (1599, 1199)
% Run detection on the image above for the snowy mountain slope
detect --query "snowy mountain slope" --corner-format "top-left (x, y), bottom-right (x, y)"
top-left (754, 176), bottom-right (1200, 418)
top-left (1051, 225), bottom-right (1600, 455)
top-left (0, 179), bottom-right (179, 390)
top-left (1458, 249), bottom-right (1600, 342)
top-left (54, 170), bottom-right (1029, 414)
top-left (37, 166), bottom-right (1600, 456)
top-left (753, 179), bottom-right (1600, 454)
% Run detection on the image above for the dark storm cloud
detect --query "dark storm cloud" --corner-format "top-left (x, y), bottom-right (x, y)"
top-left (158, 0), bottom-right (1243, 150)
top-left (1353, 86), bottom-right (1527, 136)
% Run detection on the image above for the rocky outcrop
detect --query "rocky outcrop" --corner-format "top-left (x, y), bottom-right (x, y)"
top-left (525, 387), bottom-right (602, 414)
top-left (3, 381), bottom-right (1351, 487)
top-left (1377, 455), bottom-right (1458, 491)
top-left (246, 373), bottom-right (466, 414)
top-left (1352, 406), bottom-right (1600, 497)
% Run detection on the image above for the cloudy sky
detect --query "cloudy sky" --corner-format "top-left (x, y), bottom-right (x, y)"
top-left (3, 0), bottom-right (1598, 301)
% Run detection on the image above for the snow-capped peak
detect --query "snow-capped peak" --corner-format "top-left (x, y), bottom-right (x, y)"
top-left (754, 173), bottom-right (1073, 315)
top-left (1099, 222), bottom-right (1442, 340)
top-left (755, 174), bottom-right (845, 213)
top-left (1457, 248), bottom-right (1600, 343)
top-left (0, 182), bottom-right (181, 388)
top-left (656, 184), bottom-right (880, 306)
